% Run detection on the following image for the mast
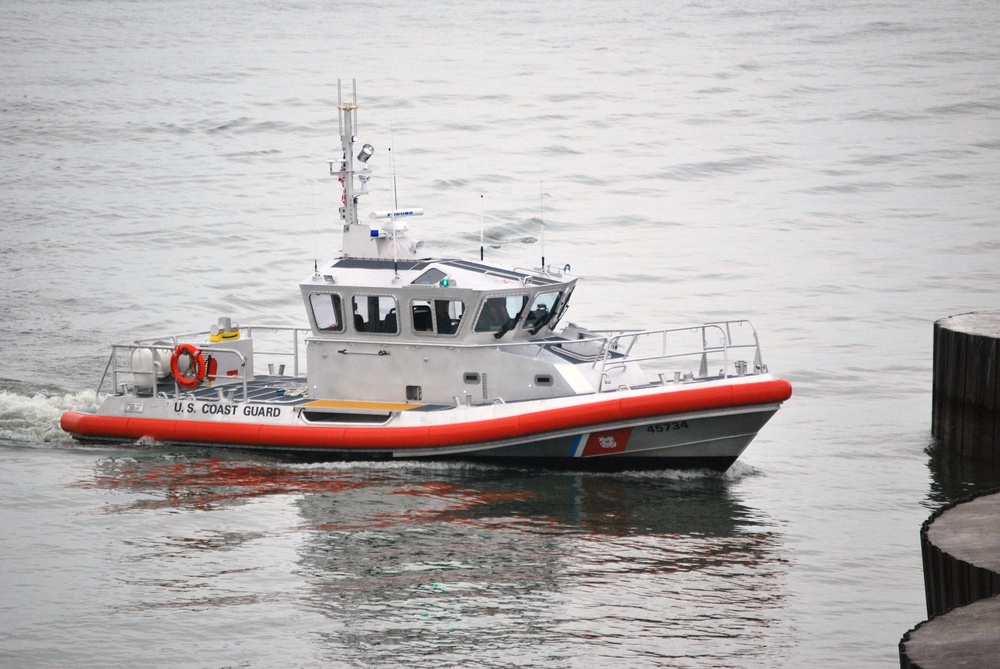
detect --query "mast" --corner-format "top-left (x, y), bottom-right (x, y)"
top-left (334, 80), bottom-right (373, 258)
top-left (340, 81), bottom-right (358, 229)
top-left (330, 80), bottom-right (419, 260)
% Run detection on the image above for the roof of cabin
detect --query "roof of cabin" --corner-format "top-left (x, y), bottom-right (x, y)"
top-left (310, 257), bottom-right (570, 292)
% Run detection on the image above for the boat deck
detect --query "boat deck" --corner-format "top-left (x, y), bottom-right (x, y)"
top-left (138, 375), bottom-right (455, 414)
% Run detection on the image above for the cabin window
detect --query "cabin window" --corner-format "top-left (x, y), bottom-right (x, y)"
top-left (474, 295), bottom-right (528, 333)
top-left (352, 295), bottom-right (398, 334)
top-left (410, 299), bottom-right (465, 335)
top-left (309, 293), bottom-right (344, 332)
top-left (523, 291), bottom-right (562, 333)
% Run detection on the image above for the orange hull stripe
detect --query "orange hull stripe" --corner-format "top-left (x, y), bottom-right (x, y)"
top-left (61, 378), bottom-right (792, 450)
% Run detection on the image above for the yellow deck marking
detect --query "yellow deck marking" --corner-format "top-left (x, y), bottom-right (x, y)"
top-left (302, 399), bottom-right (422, 411)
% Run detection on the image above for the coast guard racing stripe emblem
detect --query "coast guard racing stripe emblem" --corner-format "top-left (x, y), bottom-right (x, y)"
top-left (572, 428), bottom-right (633, 457)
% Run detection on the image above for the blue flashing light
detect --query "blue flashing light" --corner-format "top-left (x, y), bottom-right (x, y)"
top-left (369, 229), bottom-right (379, 237)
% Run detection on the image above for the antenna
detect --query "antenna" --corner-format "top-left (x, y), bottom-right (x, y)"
top-left (389, 124), bottom-right (398, 211)
top-left (389, 124), bottom-right (399, 278)
top-left (539, 182), bottom-right (545, 271)
top-left (337, 81), bottom-right (343, 136)
top-left (480, 194), bottom-right (485, 261)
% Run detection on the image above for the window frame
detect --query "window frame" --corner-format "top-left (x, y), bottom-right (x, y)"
top-left (474, 294), bottom-right (529, 334)
top-left (409, 298), bottom-right (466, 337)
top-left (308, 292), bottom-right (345, 333)
top-left (522, 290), bottom-right (563, 334)
top-left (351, 294), bottom-right (400, 335)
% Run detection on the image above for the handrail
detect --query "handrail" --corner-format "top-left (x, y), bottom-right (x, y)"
top-left (98, 325), bottom-right (309, 400)
top-left (597, 324), bottom-right (729, 385)
top-left (129, 325), bottom-right (310, 377)
top-left (300, 319), bottom-right (764, 379)
top-left (95, 349), bottom-right (116, 404)
top-left (119, 321), bottom-right (761, 363)
top-left (593, 320), bottom-right (764, 390)
top-left (100, 342), bottom-right (251, 401)
top-left (101, 320), bottom-right (765, 399)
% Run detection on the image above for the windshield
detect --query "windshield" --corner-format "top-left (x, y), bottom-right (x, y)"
top-left (523, 291), bottom-right (562, 334)
top-left (474, 295), bottom-right (527, 336)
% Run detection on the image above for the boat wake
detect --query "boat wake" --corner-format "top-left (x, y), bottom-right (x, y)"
top-left (612, 459), bottom-right (763, 482)
top-left (284, 455), bottom-right (763, 482)
top-left (0, 382), bottom-right (97, 445)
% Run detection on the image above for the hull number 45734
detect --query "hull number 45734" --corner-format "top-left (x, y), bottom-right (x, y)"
top-left (647, 421), bottom-right (689, 433)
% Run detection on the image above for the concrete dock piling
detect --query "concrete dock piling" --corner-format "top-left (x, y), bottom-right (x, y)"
top-left (920, 492), bottom-right (1000, 618)
top-left (932, 312), bottom-right (1000, 465)
top-left (900, 490), bottom-right (1000, 669)
top-left (901, 313), bottom-right (1000, 668)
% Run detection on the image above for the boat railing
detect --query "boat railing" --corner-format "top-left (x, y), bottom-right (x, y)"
top-left (294, 320), bottom-right (764, 375)
top-left (98, 326), bottom-right (311, 402)
top-left (98, 342), bottom-right (250, 402)
top-left (97, 321), bottom-right (764, 401)
top-left (132, 325), bottom-right (309, 375)
top-left (592, 320), bottom-right (765, 389)
top-left (312, 319), bottom-right (765, 386)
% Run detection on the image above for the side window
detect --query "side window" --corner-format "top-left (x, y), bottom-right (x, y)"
top-left (411, 299), bottom-right (465, 335)
top-left (352, 295), bottom-right (398, 334)
top-left (474, 295), bottom-right (528, 333)
top-left (411, 300), bottom-right (434, 332)
top-left (523, 291), bottom-right (562, 333)
top-left (434, 299), bottom-right (464, 334)
top-left (309, 293), bottom-right (344, 332)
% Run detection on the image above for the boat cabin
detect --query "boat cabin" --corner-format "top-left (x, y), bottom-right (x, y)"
top-left (301, 258), bottom-right (576, 344)
top-left (298, 257), bottom-right (588, 406)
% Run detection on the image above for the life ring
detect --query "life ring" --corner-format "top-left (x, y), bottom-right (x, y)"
top-left (170, 343), bottom-right (207, 390)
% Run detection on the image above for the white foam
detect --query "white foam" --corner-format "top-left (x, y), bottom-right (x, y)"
top-left (285, 458), bottom-right (765, 480)
top-left (603, 459), bottom-right (764, 482)
top-left (0, 390), bottom-right (98, 444)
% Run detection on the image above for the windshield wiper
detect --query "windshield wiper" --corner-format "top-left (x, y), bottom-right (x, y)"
top-left (493, 314), bottom-right (522, 339)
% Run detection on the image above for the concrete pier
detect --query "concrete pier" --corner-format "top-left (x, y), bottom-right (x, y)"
top-left (932, 312), bottom-right (1000, 465)
top-left (900, 596), bottom-right (1000, 669)
top-left (899, 490), bottom-right (1000, 668)
top-left (920, 491), bottom-right (1000, 617)
top-left (900, 314), bottom-right (1000, 667)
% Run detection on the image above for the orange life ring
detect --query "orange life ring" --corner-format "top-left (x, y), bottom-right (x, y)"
top-left (170, 343), bottom-right (207, 390)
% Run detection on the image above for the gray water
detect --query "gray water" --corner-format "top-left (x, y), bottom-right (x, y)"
top-left (3, 1), bottom-right (1000, 666)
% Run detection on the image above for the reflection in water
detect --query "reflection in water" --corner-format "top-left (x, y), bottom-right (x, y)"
top-left (291, 468), bottom-right (791, 667)
top-left (85, 453), bottom-right (792, 667)
top-left (85, 451), bottom-right (376, 512)
top-left (924, 439), bottom-right (1000, 509)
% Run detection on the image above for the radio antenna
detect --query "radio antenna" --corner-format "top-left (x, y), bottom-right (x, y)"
top-left (539, 182), bottom-right (545, 271)
top-left (389, 125), bottom-right (399, 278)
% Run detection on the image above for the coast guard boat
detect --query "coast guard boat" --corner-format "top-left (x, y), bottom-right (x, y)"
top-left (61, 84), bottom-right (791, 471)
